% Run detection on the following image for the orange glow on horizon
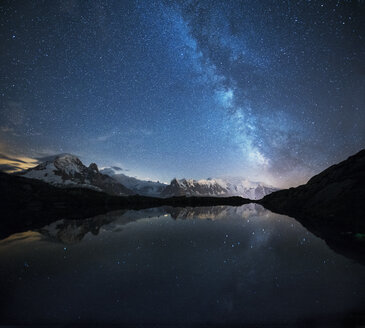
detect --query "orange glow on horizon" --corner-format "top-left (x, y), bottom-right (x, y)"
top-left (0, 155), bottom-right (39, 173)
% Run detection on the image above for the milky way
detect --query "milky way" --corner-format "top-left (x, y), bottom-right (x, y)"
top-left (0, 0), bottom-right (364, 187)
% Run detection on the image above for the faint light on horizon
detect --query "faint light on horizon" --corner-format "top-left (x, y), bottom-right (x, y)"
top-left (0, 155), bottom-right (39, 173)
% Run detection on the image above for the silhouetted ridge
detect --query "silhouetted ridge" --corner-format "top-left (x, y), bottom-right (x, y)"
top-left (260, 149), bottom-right (365, 229)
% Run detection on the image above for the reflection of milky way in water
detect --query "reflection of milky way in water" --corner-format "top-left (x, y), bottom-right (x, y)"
top-left (0, 204), bottom-right (364, 325)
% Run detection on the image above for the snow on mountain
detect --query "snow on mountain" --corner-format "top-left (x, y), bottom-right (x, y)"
top-left (18, 154), bottom-right (133, 196)
top-left (214, 177), bottom-right (278, 199)
top-left (161, 178), bottom-right (228, 197)
top-left (19, 155), bottom-right (278, 199)
top-left (100, 167), bottom-right (167, 196)
top-left (99, 167), bottom-right (278, 199)
top-left (161, 177), bottom-right (278, 199)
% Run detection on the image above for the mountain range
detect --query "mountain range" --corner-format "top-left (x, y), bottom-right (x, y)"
top-left (99, 166), bottom-right (166, 196)
top-left (16, 153), bottom-right (277, 199)
top-left (1, 149), bottom-right (364, 264)
top-left (18, 154), bottom-right (134, 196)
top-left (160, 177), bottom-right (277, 199)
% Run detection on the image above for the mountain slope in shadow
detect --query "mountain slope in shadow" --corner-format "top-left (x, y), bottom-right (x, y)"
top-left (260, 149), bottom-right (365, 229)
top-left (260, 149), bottom-right (365, 263)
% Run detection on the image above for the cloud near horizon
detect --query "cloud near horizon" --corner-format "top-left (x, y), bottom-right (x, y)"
top-left (0, 153), bottom-right (39, 173)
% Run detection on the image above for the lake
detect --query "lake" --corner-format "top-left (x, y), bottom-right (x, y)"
top-left (0, 204), bottom-right (364, 326)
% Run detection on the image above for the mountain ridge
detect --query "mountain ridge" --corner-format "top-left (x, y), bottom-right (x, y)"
top-left (160, 177), bottom-right (277, 199)
top-left (100, 167), bottom-right (167, 196)
top-left (260, 148), bottom-right (365, 229)
top-left (10, 153), bottom-right (278, 199)
top-left (17, 153), bottom-right (134, 196)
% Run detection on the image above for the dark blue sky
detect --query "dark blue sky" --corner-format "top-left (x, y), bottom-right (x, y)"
top-left (1, 0), bottom-right (364, 187)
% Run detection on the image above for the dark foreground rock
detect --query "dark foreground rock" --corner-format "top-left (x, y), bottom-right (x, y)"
top-left (260, 149), bottom-right (365, 229)
top-left (260, 149), bottom-right (365, 264)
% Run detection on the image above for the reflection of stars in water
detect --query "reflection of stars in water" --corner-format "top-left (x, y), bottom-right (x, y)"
top-left (3, 206), bottom-right (365, 324)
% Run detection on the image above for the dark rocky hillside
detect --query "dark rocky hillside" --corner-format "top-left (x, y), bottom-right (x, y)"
top-left (259, 149), bottom-right (365, 264)
top-left (260, 149), bottom-right (365, 230)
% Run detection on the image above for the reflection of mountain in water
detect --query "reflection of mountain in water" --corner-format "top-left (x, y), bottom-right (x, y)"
top-left (166, 203), bottom-right (266, 220)
top-left (39, 208), bottom-right (168, 244)
top-left (1, 205), bottom-right (364, 326)
top-left (39, 212), bottom-right (124, 244)
top-left (38, 206), bottom-right (268, 244)
top-left (33, 204), bottom-right (365, 265)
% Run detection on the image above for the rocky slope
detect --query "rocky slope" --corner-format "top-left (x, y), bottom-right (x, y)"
top-left (260, 149), bottom-right (365, 230)
top-left (161, 178), bottom-right (227, 197)
top-left (161, 177), bottom-right (277, 199)
top-left (23, 156), bottom-right (277, 199)
top-left (100, 166), bottom-right (277, 199)
top-left (18, 154), bottom-right (133, 196)
top-left (100, 167), bottom-right (167, 196)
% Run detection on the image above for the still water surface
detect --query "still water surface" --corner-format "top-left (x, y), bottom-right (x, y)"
top-left (0, 204), bottom-right (364, 325)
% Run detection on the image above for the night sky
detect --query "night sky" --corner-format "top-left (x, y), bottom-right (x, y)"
top-left (0, 0), bottom-right (364, 187)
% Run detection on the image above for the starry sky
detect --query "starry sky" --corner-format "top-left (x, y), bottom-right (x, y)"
top-left (0, 0), bottom-right (364, 187)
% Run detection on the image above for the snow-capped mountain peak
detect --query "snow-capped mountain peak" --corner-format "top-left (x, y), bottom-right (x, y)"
top-left (162, 178), bottom-right (228, 197)
top-left (100, 168), bottom-right (167, 197)
top-left (18, 154), bottom-right (133, 195)
top-left (18, 155), bottom-right (278, 199)
top-left (162, 177), bottom-right (278, 199)
top-left (53, 154), bottom-right (84, 175)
